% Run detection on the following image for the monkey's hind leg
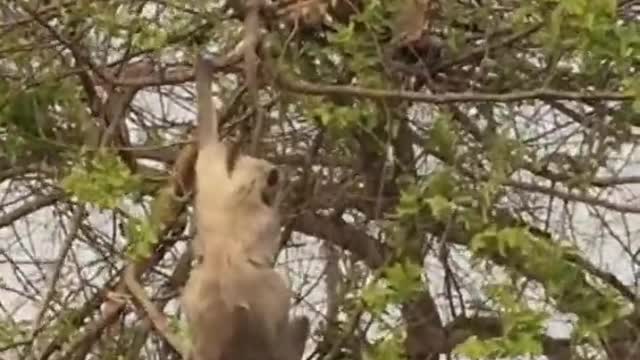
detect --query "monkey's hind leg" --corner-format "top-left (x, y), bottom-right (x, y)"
top-left (286, 316), bottom-right (310, 360)
top-left (221, 303), bottom-right (273, 360)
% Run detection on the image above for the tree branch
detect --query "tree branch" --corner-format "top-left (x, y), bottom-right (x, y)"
top-left (31, 207), bottom-right (84, 337)
top-left (292, 212), bottom-right (386, 269)
top-left (123, 265), bottom-right (187, 357)
top-left (0, 192), bottom-right (62, 229)
top-left (445, 316), bottom-right (572, 360)
top-left (276, 73), bottom-right (632, 103)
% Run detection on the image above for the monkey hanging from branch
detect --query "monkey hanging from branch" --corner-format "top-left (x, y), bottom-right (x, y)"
top-left (181, 53), bottom-right (309, 360)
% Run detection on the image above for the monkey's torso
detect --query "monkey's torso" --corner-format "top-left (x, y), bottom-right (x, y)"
top-left (184, 141), bottom-right (291, 360)
top-left (182, 255), bottom-right (292, 360)
top-left (194, 142), bottom-right (282, 265)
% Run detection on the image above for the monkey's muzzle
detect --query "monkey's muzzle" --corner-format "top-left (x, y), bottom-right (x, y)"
top-left (260, 167), bottom-right (281, 207)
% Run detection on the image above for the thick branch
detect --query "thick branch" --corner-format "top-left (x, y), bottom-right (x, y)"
top-left (276, 73), bottom-right (633, 103)
top-left (0, 192), bottom-right (62, 229)
top-left (292, 212), bottom-right (386, 269)
top-left (123, 266), bottom-right (187, 357)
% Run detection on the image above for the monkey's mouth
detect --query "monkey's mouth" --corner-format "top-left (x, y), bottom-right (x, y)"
top-left (261, 190), bottom-right (276, 207)
top-left (260, 168), bottom-right (280, 207)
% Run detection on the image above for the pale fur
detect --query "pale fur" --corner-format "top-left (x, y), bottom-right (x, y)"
top-left (181, 54), bottom-right (308, 360)
top-left (192, 142), bottom-right (282, 266)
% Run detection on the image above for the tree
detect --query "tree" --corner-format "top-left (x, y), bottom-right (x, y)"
top-left (0, 0), bottom-right (639, 359)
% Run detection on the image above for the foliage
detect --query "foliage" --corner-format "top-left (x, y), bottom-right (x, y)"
top-left (61, 150), bottom-right (142, 209)
top-left (361, 260), bottom-right (424, 315)
top-left (1, 0), bottom-right (639, 359)
top-left (124, 216), bottom-right (158, 260)
top-left (455, 285), bottom-right (547, 358)
top-left (364, 330), bottom-right (406, 360)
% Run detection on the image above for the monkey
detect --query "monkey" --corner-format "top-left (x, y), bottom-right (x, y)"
top-left (181, 53), bottom-right (309, 360)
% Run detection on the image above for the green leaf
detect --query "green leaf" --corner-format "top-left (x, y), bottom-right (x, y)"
top-left (456, 284), bottom-right (547, 358)
top-left (365, 331), bottom-right (406, 360)
top-left (424, 168), bottom-right (457, 199)
top-left (396, 182), bottom-right (423, 218)
top-left (454, 336), bottom-right (495, 359)
top-left (633, 98), bottom-right (640, 114)
top-left (425, 195), bottom-right (453, 221)
top-left (470, 226), bottom-right (498, 254)
top-left (384, 260), bottom-right (423, 302)
top-left (61, 150), bottom-right (142, 209)
top-left (125, 217), bottom-right (158, 260)
top-left (429, 113), bottom-right (458, 162)
top-left (361, 281), bottom-right (393, 315)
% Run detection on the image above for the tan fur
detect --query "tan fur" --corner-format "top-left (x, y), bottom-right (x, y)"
top-left (193, 144), bottom-right (282, 266)
top-left (181, 54), bottom-right (308, 360)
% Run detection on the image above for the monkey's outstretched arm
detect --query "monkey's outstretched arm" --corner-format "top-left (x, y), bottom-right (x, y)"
top-left (195, 54), bottom-right (220, 147)
top-left (244, 0), bottom-right (265, 156)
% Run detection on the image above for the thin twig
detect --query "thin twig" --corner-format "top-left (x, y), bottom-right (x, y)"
top-left (506, 180), bottom-right (640, 214)
top-left (31, 207), bottom-right (85, 336)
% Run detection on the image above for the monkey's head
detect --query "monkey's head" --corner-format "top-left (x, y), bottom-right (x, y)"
top-left (196, 144), bottom-right (284, 214)
top-left (230, 154), bottom-right (283, 210)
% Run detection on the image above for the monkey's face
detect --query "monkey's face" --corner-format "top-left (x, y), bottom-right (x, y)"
top-left (226, 154), bottom-right (283, 210)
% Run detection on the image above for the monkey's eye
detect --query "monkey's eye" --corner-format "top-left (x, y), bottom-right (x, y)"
top-left (266, 168), bottom-right (279, 187)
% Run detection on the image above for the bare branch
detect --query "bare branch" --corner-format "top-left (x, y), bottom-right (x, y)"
top-left (31, 207), bottom-right (84, 337)
top-left (276, 73), bottom-right (633, 103)
top-left (0, 193), bottom-right (62, 229)
top-left (123, 265), bottom-right (187, 357)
